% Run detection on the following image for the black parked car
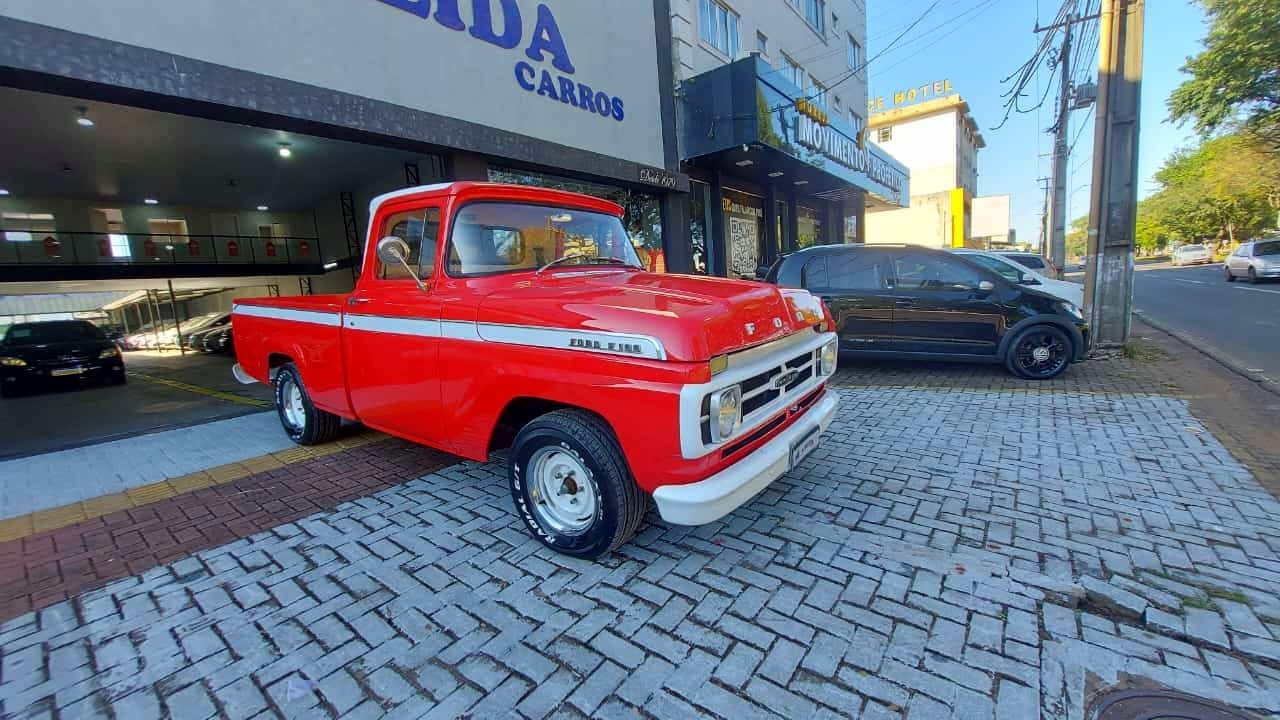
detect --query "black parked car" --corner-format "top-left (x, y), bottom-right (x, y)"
top-left (0, 320), bottom-right (127, 397)
top-left (765, 244), bottom-right (1089, 379)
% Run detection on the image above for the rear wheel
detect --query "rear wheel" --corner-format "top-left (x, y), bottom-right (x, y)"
top-left (1225, 266), bottom-right (1236, 282)
top-left (1006, 325), bottom-right (1072, 380)
top-left (1248, 267), bottom-right (1259, 284)
top-left (273, 363), bottom-right (341, 445)
top-left (509, 409), bottom-right (646, 559)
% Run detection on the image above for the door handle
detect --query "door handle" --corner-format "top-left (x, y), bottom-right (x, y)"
top-left (894, 299), bottom-right (914, 307)
top-left (347, 297), bottom-right (370, 306)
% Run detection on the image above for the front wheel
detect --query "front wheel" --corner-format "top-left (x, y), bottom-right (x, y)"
top-left (509, 409), bottom-right (646, 559)
top-left (1225, 266), bottom-right (1236, 282)
top-left (273, 363), bottom-right (341, 445)
top-left (1006, 325), bottom-right (1072, 380)
top-left (1248, 267), bottom-right (1259, 284)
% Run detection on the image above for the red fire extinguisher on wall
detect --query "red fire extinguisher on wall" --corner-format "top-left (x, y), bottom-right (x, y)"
top-left (43, 236), bottom-right (60, 256)
top-left (265, 240), bottom-right (277, 258)
top-left (187, 238), bottom-right (201, 257)
top-left (227, 239), bottom-right (240, 257)
top-left (299, 240), bottom-right (311, 257)
top-left (97, 236), bottom-right (111, 257)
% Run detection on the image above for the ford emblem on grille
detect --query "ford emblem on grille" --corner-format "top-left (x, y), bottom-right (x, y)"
top-left (773, 370), bottom-right (799, 389)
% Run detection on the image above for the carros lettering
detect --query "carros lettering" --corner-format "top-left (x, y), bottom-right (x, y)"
top-left (377, 0), bottom-right (625, 122)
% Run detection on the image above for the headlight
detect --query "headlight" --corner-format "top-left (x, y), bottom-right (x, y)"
top-left (0, 356), bottom-right (25, 367)
top-left (99, 347), bottom-right (120, 359)
top-left (1058, 302), bottom-right (1084, 321)
top-left (820, 340), bottom-right (837, 375)
top-left (709, 385), bottom-right (742, 441)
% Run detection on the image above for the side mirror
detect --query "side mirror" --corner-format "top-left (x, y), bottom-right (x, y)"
top-left (977, 280), bottom-right (995, 292)
top-left (376, 236), bottom-right (426, 291)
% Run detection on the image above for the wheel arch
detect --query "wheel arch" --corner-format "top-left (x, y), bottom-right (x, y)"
top-left (997, 316), bottom-right (1081, 361)
top-left (487, 396), bottom-right (618, 454)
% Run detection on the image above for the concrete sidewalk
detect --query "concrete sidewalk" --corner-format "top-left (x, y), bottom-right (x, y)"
top-left (0, 412), bottom-right (291, 521)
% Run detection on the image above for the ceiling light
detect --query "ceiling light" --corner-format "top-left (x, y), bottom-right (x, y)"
top-left (277, 143), bottom-right (293, 158)
top-left (76, 107), bottom-right (94, 128)
top-left (768, 171), bottom-right (785, 178)
top-left (0, 188), bottom-right (9, 196)
top-left (144, 198), bottom-right (159, 205)
top-left (735, 159), bottom-right (754, 167)
top-left (794, 180), bottom-right (809, 186)
top-left (323, 261), bottom-right (338, 270)
top-left (257, 205), bottom-right (269, 211)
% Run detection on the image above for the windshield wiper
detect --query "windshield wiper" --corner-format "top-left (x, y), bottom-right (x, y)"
top-left (536, 255), bottom-right (640, 274)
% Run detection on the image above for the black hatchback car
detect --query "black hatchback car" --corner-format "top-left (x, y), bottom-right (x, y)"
top-left (0, 320), bottom-right (126, 397)
top-left (765, 244), bottom-right (1089, 379)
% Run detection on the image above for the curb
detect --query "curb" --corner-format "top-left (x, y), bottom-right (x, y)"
top-left (1132, 311), bottom-right (1280, 398)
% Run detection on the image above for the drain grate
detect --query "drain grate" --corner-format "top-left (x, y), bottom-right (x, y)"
top-left (1094, 690), bottom-right (1261, 720)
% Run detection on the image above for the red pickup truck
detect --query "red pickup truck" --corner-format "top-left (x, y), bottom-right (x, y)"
top-left (232, 182), bottom-right (838, 558)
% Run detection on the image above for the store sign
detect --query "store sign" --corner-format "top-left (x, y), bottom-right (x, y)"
top-left (795, 114), bottom-right (905, 196)
top-left (722, 198), bottom-right (763, 218)
top-left (377, 0), bottom-right (626, 122)
top-left (867, 79), bottom-right (954, 113)
top-left (795, 98), bottom-right (828, 127)
top-left (639, 167), bottom-right (678, 189)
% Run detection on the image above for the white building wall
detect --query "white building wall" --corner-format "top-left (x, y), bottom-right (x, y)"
top-left (672, 0), bottom-right (869, 129)
top-left (864, 193), bottom-right (950, 248)
top-left (872, 111), bottom-right (958, 197)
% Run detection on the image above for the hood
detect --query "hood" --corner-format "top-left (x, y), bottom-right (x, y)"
top-left (1, 339), bottom-right (115, 364)
top-left (478, 270), bottom-right (827, 362)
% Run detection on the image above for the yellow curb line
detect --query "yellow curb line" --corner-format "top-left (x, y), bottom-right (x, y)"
top-left (0, 431), bottom-right (388, 543)
top-left (129, 372), bottom-right (273, 408)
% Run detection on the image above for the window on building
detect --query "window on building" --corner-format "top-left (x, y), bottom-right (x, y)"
top-left (804, 0), bottom-right (826, 33)
top-left (850, 111), bottom-right (864, 136)
top-left (756, 31), bottom-right (768, 56)
top-left (846, 34), bottom-right (862, 70)
top-left (781, 54), bottom-right (803, 89)
top-left (699, 0), bottom-right (739, 58)
top-left (832, 96), bottom-right (842, 113)
top-left (810, 77), bottom-right (827, 106)
top-left (877, 126), bottom-right (892, 143)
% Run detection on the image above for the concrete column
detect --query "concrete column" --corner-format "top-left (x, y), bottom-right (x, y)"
top-left (661, 193), bottom-right (692, 274)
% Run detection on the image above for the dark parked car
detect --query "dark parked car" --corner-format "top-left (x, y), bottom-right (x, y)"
top-left (0, 320), bottom-right (126, 397)
top-left (764, 244), bottom-right (1089, 379)
top-left (205, 325), bottom-right (234, 354)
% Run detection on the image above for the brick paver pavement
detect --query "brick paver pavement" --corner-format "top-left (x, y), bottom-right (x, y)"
top-left (2, 364), bottom-right (1279, 719)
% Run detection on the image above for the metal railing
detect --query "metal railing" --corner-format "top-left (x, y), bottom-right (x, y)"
top-left (0, 231), bottom-right (325, 267)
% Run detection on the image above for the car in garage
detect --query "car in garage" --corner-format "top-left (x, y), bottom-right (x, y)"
top-left (1224, 239), bottom-right (1280, 283)
top-left (764, 244), bottom-right (1089, 379)
top-left (1172, 243), bottom-right (1213, 266)
top-left (0, 320), bottom-right (127, 397)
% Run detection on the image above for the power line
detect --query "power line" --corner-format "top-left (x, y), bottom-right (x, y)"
top-left (814, 0), bottom-right (944, 99)
top-left (991, 0), bottom-right (1074, 131)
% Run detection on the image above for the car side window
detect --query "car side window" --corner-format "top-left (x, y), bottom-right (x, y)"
top-left (1013, 255), bottom-right (1045, 270)
top-left (827, 252), bottom-right (889, 290)
top-left (894, 252), bottom-right (985, 292)
top-left (800, 256), bottom-right (828, 289)
top-left (965, 254), bottom-right (1023, 282)
top-left (378, 207), bottom-right (440, 280)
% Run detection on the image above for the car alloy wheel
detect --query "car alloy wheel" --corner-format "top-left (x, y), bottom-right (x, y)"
top-left (1010, 327), bottom-right (1070, 379)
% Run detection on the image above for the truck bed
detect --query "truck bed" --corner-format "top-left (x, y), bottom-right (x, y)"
top-left (232, 294), bottom-right (353, 418)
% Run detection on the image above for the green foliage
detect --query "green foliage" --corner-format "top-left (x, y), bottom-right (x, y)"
top-left (1168, 0), bottom-right (1280, 146)
top-left (1066, 215), bottom-right (1088, 259)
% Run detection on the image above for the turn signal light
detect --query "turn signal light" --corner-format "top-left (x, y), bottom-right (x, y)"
top-left (709, 354), bottom-right (729, 377)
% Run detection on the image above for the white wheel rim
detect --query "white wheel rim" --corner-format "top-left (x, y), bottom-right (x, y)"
top-left (528, 447), bottom-right (597, 535)
top-left (282, 380), bottom-right (306, 429)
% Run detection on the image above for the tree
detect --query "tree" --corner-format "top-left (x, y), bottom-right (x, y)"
top-left (1066, 215), bottom-right (1088, 259)
top-left (1168, 0), bottom-right (1280, 147)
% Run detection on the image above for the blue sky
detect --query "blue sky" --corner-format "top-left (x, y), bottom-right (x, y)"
top-left (864, 0), bottom-right (1208, 247)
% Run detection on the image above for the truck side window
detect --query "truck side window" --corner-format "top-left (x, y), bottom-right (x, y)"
top-left (379, 207), bottom-right (439, 280)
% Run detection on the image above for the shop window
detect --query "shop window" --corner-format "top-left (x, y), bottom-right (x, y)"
top-left (699, 0), bottom-right (739, 58)
top-left (723, 188), bottom-right (765, 279)
top-left (689, 181), bottom-right (713, 275)
top-left (797, 205), bottom-right (823, 248)
top-left (877, 126), bottom-right (893, 143)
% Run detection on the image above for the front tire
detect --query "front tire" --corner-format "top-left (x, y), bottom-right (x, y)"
top-left (1006, 325), bottom-right (1072, 380)
top-left (1248, 267), bottom-right (1259, 284)
top-left (509, 409), bottom-right (646, 559)
top-left (1225, 266), bottom-right (1236, 282)
top-left (273, 363), bottom-right (341, 445)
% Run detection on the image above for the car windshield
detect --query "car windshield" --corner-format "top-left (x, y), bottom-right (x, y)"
top-left (962, 253), bottom-right (1026, 283)
top-left (3, 321), bottom-right (105, 346)
top-left (447, 202), bottom-right (642, 276)
top-left (1254, 241), bottom-right (1280, 256)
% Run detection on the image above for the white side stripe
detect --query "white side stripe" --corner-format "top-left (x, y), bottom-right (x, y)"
top-left (232, 304), bottom-right (341, 327)
top-left (345, 314), bottom-right (442, 337)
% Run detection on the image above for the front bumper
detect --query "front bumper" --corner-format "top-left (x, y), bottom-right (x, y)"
top-left (652, 391), bottom-right (839, 525)
top-left (2, 359), bottom-right (124, 389)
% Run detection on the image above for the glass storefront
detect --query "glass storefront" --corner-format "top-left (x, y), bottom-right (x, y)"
top-left (722, 188), bottom-right (765, 279)
top-left (797, 204), bottom-right (823, 249)
top-left (688, 180), bottom-right (713, 275)
top-left (488, 166), bottom-right (666, 272)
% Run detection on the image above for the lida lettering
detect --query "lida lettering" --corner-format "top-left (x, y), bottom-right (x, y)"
top-left (569, 337), bottom-right (643, 355)
top-left (376, 0), bottom-right (625, 122)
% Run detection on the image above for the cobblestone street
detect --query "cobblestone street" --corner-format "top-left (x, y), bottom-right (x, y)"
top-left (2, 361), bottom-right (1279, 719)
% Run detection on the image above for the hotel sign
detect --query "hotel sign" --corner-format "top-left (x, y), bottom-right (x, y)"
top-left (867, 79), bottom-right (954, 112)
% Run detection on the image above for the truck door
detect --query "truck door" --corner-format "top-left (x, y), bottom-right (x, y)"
top-left (342, 204), bottom-right (444, 443)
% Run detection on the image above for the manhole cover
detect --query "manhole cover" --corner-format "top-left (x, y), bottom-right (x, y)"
top-left (1094, 690), bottom-right (1260, 720)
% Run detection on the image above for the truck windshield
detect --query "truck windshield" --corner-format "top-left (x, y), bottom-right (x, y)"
top-left (447, 202), bottom-right (642, 276)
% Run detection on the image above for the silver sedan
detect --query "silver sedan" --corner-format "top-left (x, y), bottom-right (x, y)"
top-left (1224, 239), bottom-right (1280, 283)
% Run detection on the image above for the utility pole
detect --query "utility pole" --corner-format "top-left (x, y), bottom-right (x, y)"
top-left (1045, 20), bottom-right (1073, 279)
top-left (1084, 0), bottom-right (1144, 347)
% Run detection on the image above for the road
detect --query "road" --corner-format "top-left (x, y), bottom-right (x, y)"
top-left (1132, 261), bottom-right (1280, 383)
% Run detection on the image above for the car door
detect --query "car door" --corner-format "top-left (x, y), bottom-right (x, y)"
top-left (889, 250), bottom-right (1008, 357)
top-left (1228, 243), bottom-right (1250, 275)
top-left (342, 203), bottom-right (445, 443)
top-left (802, 249), bottom-right (895, 351)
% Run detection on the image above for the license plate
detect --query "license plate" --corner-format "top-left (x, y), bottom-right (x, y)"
top-left (50, 367), bottom-right (84, 377)
top-left (789, 427), bottom-right (822, 469)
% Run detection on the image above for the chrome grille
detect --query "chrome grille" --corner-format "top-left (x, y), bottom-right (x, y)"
top-left (700, 346), bottom-right (819, 445)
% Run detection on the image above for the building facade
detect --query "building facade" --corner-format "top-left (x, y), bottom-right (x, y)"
top-left (671, 0), bottom-right (908, 278)
top-left (0, 0), bottom-right (692, 294)
top-left (864, 91), bottom-right (987, 248)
